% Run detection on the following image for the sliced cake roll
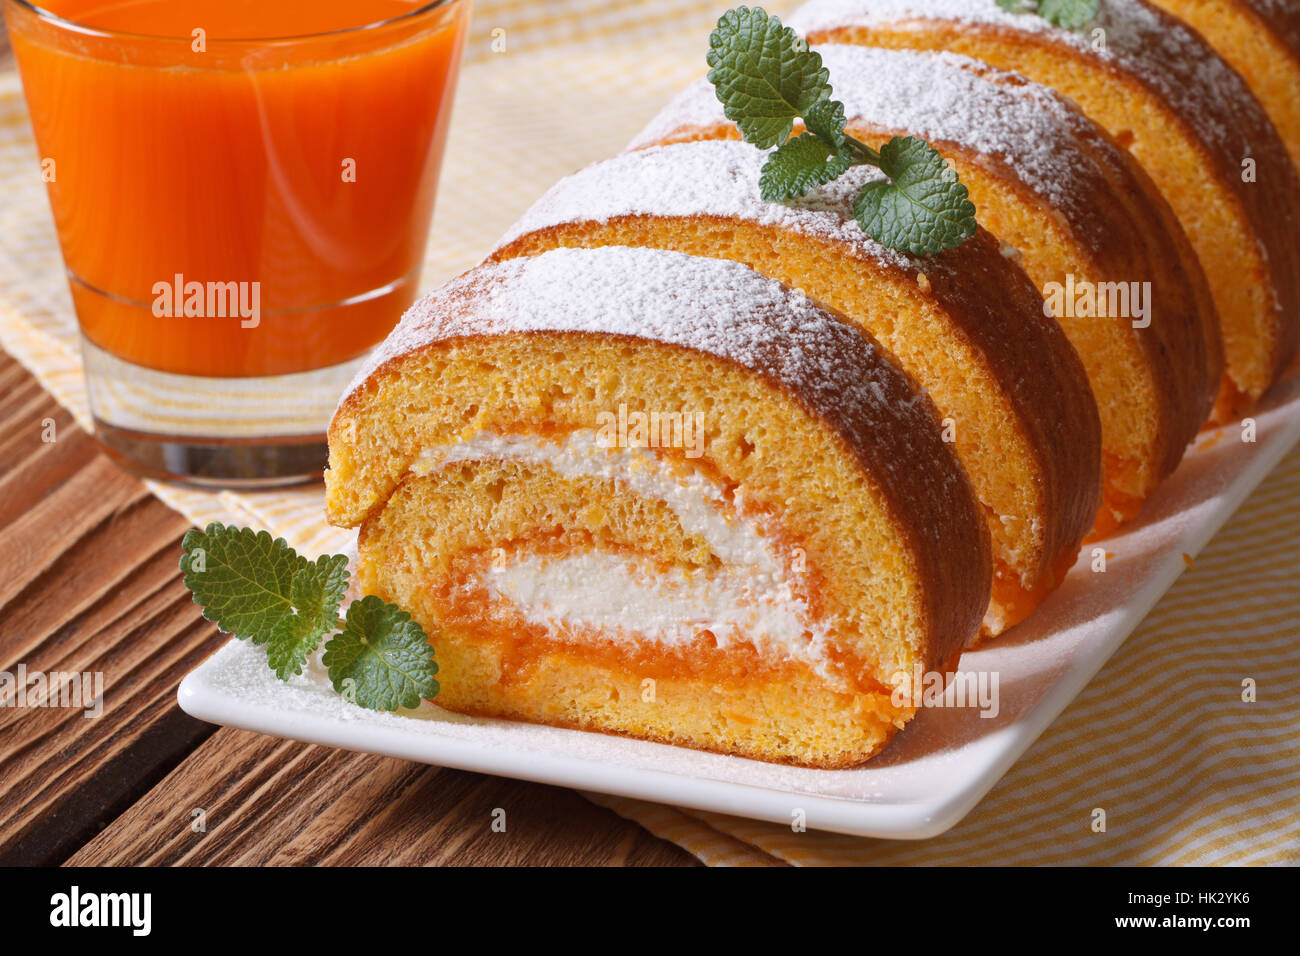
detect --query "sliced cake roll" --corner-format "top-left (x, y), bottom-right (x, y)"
top-left (326, 246), bottom-right (992, 768)
top-left (490, 140), bottom-right (1102, 637)
top-left (630, 45), bottom-right (1220, 536)
top-left (1144, 0), bottom-right (1300, 169)
top-left (787, 0), bottom-right (1300, 415)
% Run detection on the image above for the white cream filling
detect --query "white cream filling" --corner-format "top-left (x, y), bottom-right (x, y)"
top-left (411, 431), bottom-right (832, 670)
top-left (486, 552), bottom-right (808, 652)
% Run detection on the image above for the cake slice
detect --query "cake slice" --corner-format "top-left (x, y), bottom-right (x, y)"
top-left (787, 0), bottom-right (1300, 415)
top-left (326, 246), bottom-right (991, 768)
top-left (1144, 0), bottom-right (1300, 169)
top-left (491, 139), bottom-right (1101, 636)
top-left (630, 45), bottom-right (1220, 536)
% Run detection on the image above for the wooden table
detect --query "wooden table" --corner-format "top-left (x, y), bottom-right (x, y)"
top-left (0, 350), bottom-right (696, 866)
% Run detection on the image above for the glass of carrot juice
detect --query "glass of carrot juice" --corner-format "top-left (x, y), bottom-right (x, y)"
top-left (2, 0), bottom-right (471, 485)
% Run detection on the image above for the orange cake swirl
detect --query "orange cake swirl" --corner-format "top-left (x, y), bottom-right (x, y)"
top-left (787, 0), bottom-right (1300, 415)
top-left (630, 44), bottom-right (1221, 536)
top-left (490, 139), bottom-right (1102, 636)
top-left (326, 246), bottom-right (991, 767)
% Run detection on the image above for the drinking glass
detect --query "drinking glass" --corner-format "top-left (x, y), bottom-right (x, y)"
top-left (2, 0), bottom-right (471, 485)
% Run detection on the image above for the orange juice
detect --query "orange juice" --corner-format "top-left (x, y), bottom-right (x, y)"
top-left (7, 0), bottom-right (469, 378)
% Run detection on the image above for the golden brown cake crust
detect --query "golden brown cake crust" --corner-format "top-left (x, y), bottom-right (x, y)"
top-left (867, 121), bottom-right (1211, 470)
top-left (896, 227), bottom-right (1101, 575)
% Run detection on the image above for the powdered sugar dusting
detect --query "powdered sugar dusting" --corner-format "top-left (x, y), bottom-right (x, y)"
top-left (629, 46), bottom-right (1120, 249)
top-left (787, 0), bottom-right (1276, 177)
top-left (340, 245), bottom-right (958, 507)
top-left (626, 79), bottom-right (737, 150)
top-left (497, 139), bottom-right (912, 270)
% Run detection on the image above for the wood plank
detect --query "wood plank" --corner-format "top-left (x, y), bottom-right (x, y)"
top-left (69, 729), bottom-right (698, 866)
top-left (0, 403), bottom-right (99, 528)
top-left (0, 353), bottom-right (226, 864)
top-left (0, 349), bottom-right (697, 866)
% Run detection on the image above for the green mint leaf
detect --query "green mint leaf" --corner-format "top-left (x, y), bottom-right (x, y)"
top-left (322, 595), bottom-right (439, 711)
top-left (1037, 0), bottom-right (1099, 29)
top-left (264, 554), bottom-right (350, 679)
top-left (803, 98), bottom-right (846, 147)
top-left (180, 523), bottom-right (306, 644)
top-left (853, 136), bottom-right (977, 256)
top-left (760, 133), bottom-right (854, 201)
top-left (706, 6), bottom-right (831, 149)
top-left (996, 0), bottom-right (1099, 28)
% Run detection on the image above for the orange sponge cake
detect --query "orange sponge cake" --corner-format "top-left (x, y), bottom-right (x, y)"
top-left (788, 0), bottom-right (1300, 414)
top-left (1144, 0), bottom-right (1300, 169)
top-left (490, 140), bottom-right (1102, 636)
top-left (630, 45), bottom-right (1221, 535)
top-left (326, 246), bottom-right (992, 767)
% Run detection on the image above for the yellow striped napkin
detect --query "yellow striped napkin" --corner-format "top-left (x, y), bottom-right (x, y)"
top-left (0, 0), bottom-right (1295, 866)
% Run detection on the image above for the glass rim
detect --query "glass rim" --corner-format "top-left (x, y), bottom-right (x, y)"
top-left (3, 0), bottom-right (463, 45)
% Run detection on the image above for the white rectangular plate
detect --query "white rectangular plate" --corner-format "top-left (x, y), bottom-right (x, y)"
top-left (179, 377), bottom-right (1300, 839)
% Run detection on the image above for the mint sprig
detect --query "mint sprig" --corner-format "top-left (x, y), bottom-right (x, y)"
top-left (266, 554), bottom-right (349, 679)
top-left (180, 524), bottom-right (306, 643)
top-left (707, 6), bottom-right (976, 256)
top-left (706, 5), bottom-right (830, 148)
top-left (180, 523), bottom-right (438, 711)
top-left (854, 136), bottom-right (980, 256)
top-left (760, 133), bottom-right (853, 201)
top-left (996, 0), bottom-right (1099, 30)
top-left (323, 596), bottom-right (441, 711)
